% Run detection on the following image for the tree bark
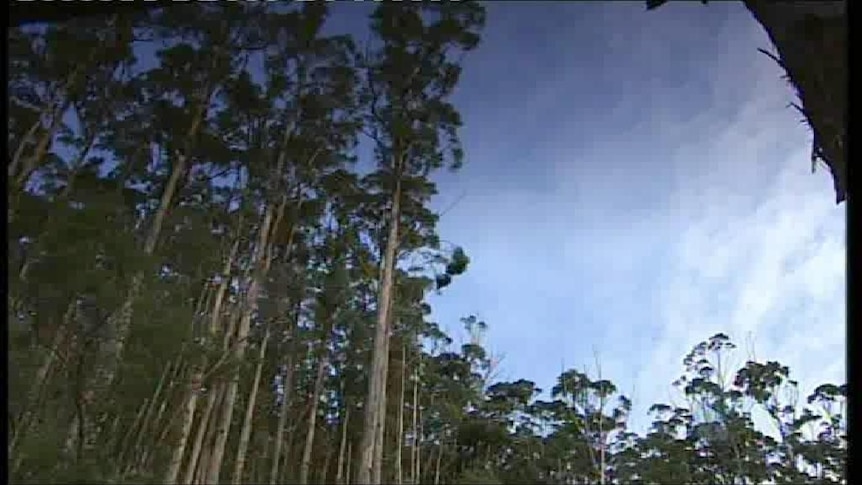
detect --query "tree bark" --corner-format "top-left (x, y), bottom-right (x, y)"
top-left (231, 327), bottom-right (271, 484)
top-left (184, 383), bottom-right (220, 485)
top-left (204, 200), bottom-right (279, 484)
top-left (395, 344), bottom-right (406, 485)
top-left (372, 327), bottom-right (391, 484)
top-left (411, 368), bottom-right (420, 485)
top-left (299, 344), bottom-right (331, 484)
top-left (742, 0), bottom-right (846, 202)
top-left (336, 404), bottom-right (350, 485)
top-left (357, 158), bottom-right (403, 484)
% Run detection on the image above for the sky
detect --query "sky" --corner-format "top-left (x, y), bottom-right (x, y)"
top-left (400, 1), bottom-right (847, 434)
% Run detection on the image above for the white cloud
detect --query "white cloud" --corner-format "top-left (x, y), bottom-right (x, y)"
top-left (429, 1), bottom-right (845, 438)
top-left (637, 47), bottom-right (846, 435)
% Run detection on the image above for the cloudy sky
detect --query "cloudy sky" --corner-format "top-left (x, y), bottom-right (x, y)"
top-left (407, 1), bottom-right (847, 433)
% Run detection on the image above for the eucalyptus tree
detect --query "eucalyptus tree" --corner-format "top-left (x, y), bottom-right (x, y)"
top-left (354, 3), bottom-right (485, 482)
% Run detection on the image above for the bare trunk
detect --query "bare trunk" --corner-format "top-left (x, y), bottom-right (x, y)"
top-left (167, 238), bottom-right (240, 484)
top-left (194, 387), bottom-right (224, 485)
top-left (434, 444), bottom-right (443, 485)
top-left (320, 439), bottom-right (333, 485)
top-left (7, 15), bottom-right (111, 190)
top-left (10, 300), bottom-right (75, 460)
top-left (232, 327), bottom-right (271, 484)
top-left (267, 257), bottom-right (302, 484)
top-left (411, 368), bottom-right (420, 485)
top-left (205, 199), bottom-right (283, 484)
top-left (299, 347), bottom-right (330, 484)
top-left (76, 87), bottom-right (214, 459)
top-left (269, 352), bottom-right (295, 485)
top-left (357, 162), bottom-right (402, 484)
top-left (114, 399), bottom-right (149, 478)
top-left (119, 359), bottom-right (175, 476)
top-left (395, 345), bottom-right (406, 485)
top-left (372, 327), bottom-right (390, 484)
top-left (336, 405), bottom-right (350, 484)
top-left (9, 118), bottom-right (43, 184)
top-left (164, 378), bottom-right (200, 484)
top-left (184, 384), bottom-right (219, 485)
top-left (346, 442), bottom-right (353, 485)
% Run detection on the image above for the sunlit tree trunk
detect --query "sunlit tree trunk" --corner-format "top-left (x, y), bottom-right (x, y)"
top-left (232, 327), bottom-right (271, 484)
top-left (167, 237), bottom-right (240, 484)
top-left (395, 344), bottom-right (406, 485)
top-left (205, 198), bottom-right (282, 484)
top-left (358, 162), bottom-right (402, 484)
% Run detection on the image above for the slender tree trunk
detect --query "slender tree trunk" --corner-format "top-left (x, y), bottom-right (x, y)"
top-left (299, 345), bottom-right (330, 484)
top-left (184, 384), bottom-right (220, 485)
top-left (163, 232), bottom-right (240, 485)
top-left (205, 198), bottom-right (284, 484)
top-left (411, 367), bottom-right (421, 485)
top-left (7, 14), bottom-right (112, 191)
top-left (320, 438), bottom-right (333, 485)
top-left (165, 256), bottom-right (237, 485)
top-left (336, 405), bottom-right (350, 485)
top-left (346, 441), bottom-right (353, 485)
top-left (10, 299), bottom-right (75, 461)
top-left (194, 386), bottom-right (224, 485)
top-left (73, 82), bottom-right (217, 460)
top-left (118, 358), bottom-right (175, 476)
top-left (395, 344), bottom-right (407, 485)
top-left (185, 301), bottom-right (241, 484)
top-left (232, 327), bottom-right (271, 484)
top-left (358, 162), bottom-right (403, 484)
top-left (371, 327), bottom-right (390, 484)
top-left (268, 273), bottom-right (302, 485)
top-left (269, 351), bottom-right (295, 485)
top-left (434, 444), bottom-right (443, 485)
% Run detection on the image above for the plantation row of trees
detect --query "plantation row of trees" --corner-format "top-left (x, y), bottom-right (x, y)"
top-left (7, 3), bottom-right (845, 484)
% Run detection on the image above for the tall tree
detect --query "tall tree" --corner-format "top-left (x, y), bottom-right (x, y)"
top-left (355, 3), bottom-right (485, 482)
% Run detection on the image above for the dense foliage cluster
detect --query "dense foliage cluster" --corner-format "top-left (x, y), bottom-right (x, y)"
top-left (8, 3), bottom-right (845, 484)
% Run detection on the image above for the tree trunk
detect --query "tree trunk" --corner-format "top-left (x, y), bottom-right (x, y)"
top-left (357, 161), bottom-right (403, 484)
top-left (269, 275), bottom-right (302, 485)
top-left (320, 438), bottom-right (333, 485)
top-left (411, 369), bottom-right (420, 485)
top-left (194, 386), bottom-right (224, 485)
top-left (7, 17), bottom-right (111, 192)
top-left (742, 0), bottom-right (846, 203)
top-left (434, 444), bottom-right (443, 485)
top-left (185, 303), bottom-right (242, 484)
top-left (336, 405), bottom-right (350, 485)
top-left (395, 344), bottom-right (406, 485)
top-left (299, 345), bottom-right (330, 484)
top-left (346, 441), bottom-right (353, 485)
top-left (371, 327), bottom-right (390, 485)
top-left (166, 238), bottom-right (240, 484)
top-left (232, 327), bottom-right (271, 484)
top-left (9, 299), bottom-right (75, 461)
top-left (74, 81), bottom-right (216, 460)
top-left (205, 208), bottom-right (274, 484)
top-left (184, 384), bottom-right (219, 485)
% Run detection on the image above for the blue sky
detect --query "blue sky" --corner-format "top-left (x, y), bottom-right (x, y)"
top-left (402, 1), bottom-right (846, 433)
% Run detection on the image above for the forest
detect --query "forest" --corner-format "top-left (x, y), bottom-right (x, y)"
top-left (7, 2), bottom-right (846, 484)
